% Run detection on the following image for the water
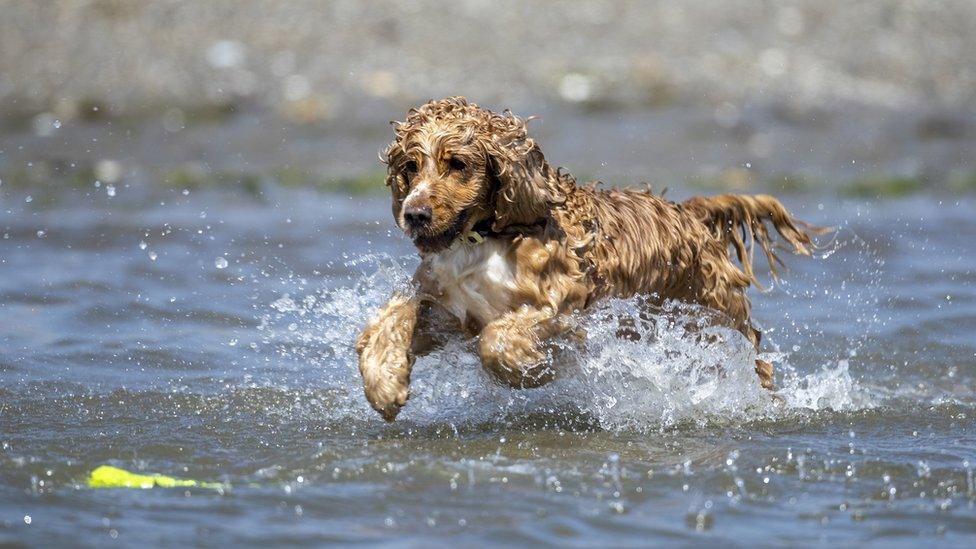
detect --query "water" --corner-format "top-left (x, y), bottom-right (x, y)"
top-left (2, 184), bottom-right (975, 546)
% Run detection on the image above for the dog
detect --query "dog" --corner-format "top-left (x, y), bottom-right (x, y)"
top-left (356, 96), bottom-right (821, 421)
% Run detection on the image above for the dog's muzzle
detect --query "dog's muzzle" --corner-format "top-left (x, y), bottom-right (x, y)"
top-left (403, 206), bottom-right (432, 232)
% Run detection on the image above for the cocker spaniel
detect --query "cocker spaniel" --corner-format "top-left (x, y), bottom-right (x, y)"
top-left (356, 97), bottom-right (821, 421)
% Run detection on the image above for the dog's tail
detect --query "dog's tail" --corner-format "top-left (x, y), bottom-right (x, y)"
top-left (682, 194), bottom-right (829, 288)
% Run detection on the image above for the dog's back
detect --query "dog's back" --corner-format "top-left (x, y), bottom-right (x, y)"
top-left (564, 187), bottom-right (821, 347)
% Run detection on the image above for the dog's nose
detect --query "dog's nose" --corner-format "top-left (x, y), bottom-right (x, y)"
top-left (403, 206), bottom-right (432, 230)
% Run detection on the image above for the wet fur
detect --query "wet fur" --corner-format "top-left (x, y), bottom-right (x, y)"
top-left (356, 97), bottom-right (822, 421)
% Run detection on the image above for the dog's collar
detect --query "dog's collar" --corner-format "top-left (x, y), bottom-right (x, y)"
top-left (449, 229), bottom-right (487, 251)
top-left (449, 220), bottom-right (492, 249)
top-left (446, 218), bottom-right (548, 249)
top-left (458, 230), bottom-right (486, 246)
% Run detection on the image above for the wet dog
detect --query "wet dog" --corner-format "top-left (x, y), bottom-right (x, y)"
top-left (356, 97), bottom-right (821, 420)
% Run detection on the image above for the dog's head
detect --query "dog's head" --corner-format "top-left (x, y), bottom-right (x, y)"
top-left (383, 97), bottom-right (559, 254)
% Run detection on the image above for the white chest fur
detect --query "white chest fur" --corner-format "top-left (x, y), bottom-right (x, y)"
top-left (424, 238), bottom-right (518, 326)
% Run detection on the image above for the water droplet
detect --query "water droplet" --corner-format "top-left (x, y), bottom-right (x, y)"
top-left (139, 240), bottom-right (148, 250)
top-left (148, 251), bottom-right (158, 261)
top-left (36, 230), bottom-right (46, 238)
top-left (215, 257), bottom-right (228, 269)
top-left (25, 195), bottom-right (33, 203)
top-left (106, 184), bottom-right (116, 197)
top-left (52, 119), bottom-right (61, 129)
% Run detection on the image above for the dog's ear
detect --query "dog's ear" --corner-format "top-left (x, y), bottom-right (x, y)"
top-left (484, 115), bottom-right (560, 232)
top-left (384, 145), bottom-right (405, 192)
top-left (382, 124), bottom-right (412, 214)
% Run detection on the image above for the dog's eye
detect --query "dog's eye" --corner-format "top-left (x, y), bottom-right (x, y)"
top-left (447, 157), bottom-right (466, 171)
top-left (404, 160), bottom-right (418, 173)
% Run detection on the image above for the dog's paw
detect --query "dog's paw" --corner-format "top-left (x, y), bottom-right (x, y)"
top-left (358, 340), bottom-right (412, 421)
top-left (479, 324), bottom-right (553, 388)
top-left (364, 374), bottom-right (410, 422)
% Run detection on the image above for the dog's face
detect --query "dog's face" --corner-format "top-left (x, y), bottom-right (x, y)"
top-left (384, 97), bottom-right (555, 254)
top-left (387, 126), bottom-right (494, 254)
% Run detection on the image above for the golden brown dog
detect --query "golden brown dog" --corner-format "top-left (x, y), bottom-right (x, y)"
top-left (356, 96), bottom-right (820, 421)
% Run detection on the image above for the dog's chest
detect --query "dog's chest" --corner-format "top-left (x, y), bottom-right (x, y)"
top-left (424, 239), bottom-right (518, 328)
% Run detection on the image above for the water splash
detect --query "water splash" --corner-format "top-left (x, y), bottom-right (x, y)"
top-left (258, 253), bottom-right (414, 376)
top-left (259, 251), bottom-right (875, 432)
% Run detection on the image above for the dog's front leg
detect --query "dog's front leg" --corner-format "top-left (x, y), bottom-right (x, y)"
top-left (355, 294), bottom-right (420, 421)
top-left (478, 306), bottom-right (569, 388)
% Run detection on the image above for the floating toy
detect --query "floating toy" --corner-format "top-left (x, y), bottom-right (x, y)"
top-left (87, 465), bottom-right (222, 490)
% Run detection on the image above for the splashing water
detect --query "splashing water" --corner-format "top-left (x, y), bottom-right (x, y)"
top-left (258, 248), bottom-right (875, 432)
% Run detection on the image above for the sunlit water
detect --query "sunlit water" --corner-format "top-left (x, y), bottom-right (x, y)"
top-left (2, 185), bottom-right (974, 545)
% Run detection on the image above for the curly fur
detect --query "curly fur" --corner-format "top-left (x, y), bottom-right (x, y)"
top-left (357, 96), bottom-right (823, 421)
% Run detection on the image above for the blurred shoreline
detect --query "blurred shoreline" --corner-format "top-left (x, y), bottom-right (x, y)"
top-left (3, 100), bottom-right (974, 201)
top-left (3, 1), bottom-right (975, 116)
top-left (1, 0), bottom-right (974, 197)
